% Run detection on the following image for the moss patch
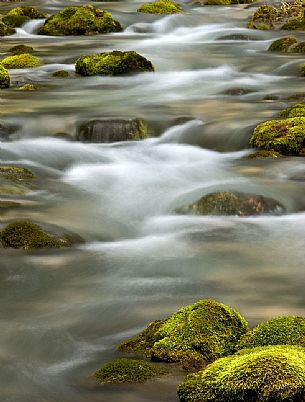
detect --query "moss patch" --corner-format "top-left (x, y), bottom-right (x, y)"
top-left (0, 54), bottom-right (41, 69)
top-left (137, 0), bottom-right (182, 14)
top-left (0, 166), bottom-right (34, 181)
top-left (0, 21), bottom-right (15, 36)
top-left (278, 103), bottom-right (305, 118)
top-left (0, 65), bottom-right (10, 89)
top-left (38, 5), bottom-right (122, 36)
top-left (177, 345), bottom-right (305, 402)
top-left (75, 51), bottom-right (154, 76)
top-left (9, 44), bottom-right (34, 55)
top-left (247, 150), bottom-right (281, 158)
top-left (268, 36), bottom-right (297, 52)
top-left (2, 6), bottom-right (46, 28)
top-left (18, 84), bottom-right (39, 91)
top-left (52, 70), bottom-right (69, 78)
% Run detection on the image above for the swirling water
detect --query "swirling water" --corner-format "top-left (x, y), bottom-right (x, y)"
top-left (1, 1), bottom-right (305, 401)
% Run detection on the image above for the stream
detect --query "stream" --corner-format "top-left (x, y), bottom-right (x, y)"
top-left (1, 1), bottom-right (305, 401)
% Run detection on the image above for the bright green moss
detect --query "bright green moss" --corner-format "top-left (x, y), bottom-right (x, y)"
top-left (137, 0), bottom-right (182, 14)
top-left (9, 44), bottom-right (34, 55)
top-left (238, 316), bottom-right (305, 350)
top-left (2, 6), bottom-right (46, 28)
top-left (0, 54), bottom-right (41, 69)
top-left (0, 65), bottom-right (10, 89)
top-left (0, 21), bottom-right (15, 36)
top-left (95, 358), bottom-right (161, 384)
top-left (250, 117), bottom-right (305, 156)
top-left (177, 345), bottom-right (305, 402)
top-left (75, 51), bottom-right (154, 76)
top-left (0, 166), bottom-right (34, 181)
top-left (278, 103), bottom-right (305, 118)
top-left (268, 36), bottom-right (297, 52)
top-left (18, 84), bottom-right (38, 91)
top-left (38, 5), bottom-right (122, 36)
top-left (52, 70), bottom-right (69, 78)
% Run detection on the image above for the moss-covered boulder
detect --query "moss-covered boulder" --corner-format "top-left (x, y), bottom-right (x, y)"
top-left (9, 44), bottom-right (34, 55)
top-left (177, 345), bottom-right (305, 402)
top-left (18, 84), bottom-right (39, 91)
top-left (0, 165), bottom-right (34, 195)
top-left (278, 103), bottom-right (305, 118)
top-left (75, 51), bottom-right (154, 76)
top-left (76, 118), bottom-right (148, 142)
top-left (268, 36), bottom-right (297, 52)
top-left (0, 65), bottom-right (10, 89)
top-left (288, 41), bottom-right (305, 53)
top-left (0, 166), bottom-right (34, 181)
top-left (238, 316), bottom-right (305, 350)
top-left (52, 70), bottom-right (69, 78)
top-left (176, 192), bottom-right (285, 216)
top-left (2, 6), bottom-right (46, 28)
top-left (137, 0), bottom-right (182, 14)
top-left (95, 358), bottom-right (161, 384)
top-left (119, 299), bottom-right (248, 371)
top-left (250, 117), bottom-right (305, 156)
top-left (0, 54), bottom-right (41, 69)
top-left (0, 21), bottom-right (15, 36)
top-left (37, 5), bottom-right (122, 36)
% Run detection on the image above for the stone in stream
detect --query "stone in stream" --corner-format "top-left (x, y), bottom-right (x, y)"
top-left (37, 5), bottom-right (122, 36)
top-left (18, 84), bottom-right (39, 91)
top-left (8, 44), bottom-right (34, 55)
top-left (176, 192), bottom-right (285, 216)
top-left (76, 118), bottom-right (149, 142)
top-left (0, 21), bottom-right (15, 36)
top-left (52, 70), bottom-right (70, 78)
top-left (0, 122), bottom-right (17, 139)
top-left (177, 345), bottom-right (305, 402)
top-left (0, 65), bottom-right (10, 88)
top-left (0, 54), bottom-right (41, 69)
top-left (75, 51), bottom-right (154, 76)
top-left (2, 6), bottom-right (46, 28)
top-left (0, 165), bottom-right (35, 195)
top-left (137, 0), bottom-right (182, 14)
top-left (268, 36), bottom-right (297, 52)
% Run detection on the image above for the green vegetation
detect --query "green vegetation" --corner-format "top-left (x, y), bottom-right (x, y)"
top-left (247, 150), bottom-right (281, 158)
top-left (18, 84), bottom-right (39, 91)
top-left (137, 0), bottom-right (182, 14)
top-left (2, 6), bottom-right (46, 28)
top-left (177, 345), bottom-right (305, 402)
top-left (38, 5), bottom-right (122, 36)
top-left (0, 54), bottom-right (41, 69)
top-left (278, 103), bottom-right (305, 118)
top-left (0, 21), bottom-right (15, 36)
top-left (0, 65), bottom-right (10, 89)
top-left (95, 358), bottom-right (161, 384)
top-left (301, 63), bottom-right (305, 77)
top-left (52, 70), bottom-right (69, 78)
top-left (0, 166), bottom-right (34, 181)
top-left (9, 44), bottom-right (34, 55)
top-left (75, 51), bottom-right (154, 76)
top-left (268, 36), bottom-right (297, 52)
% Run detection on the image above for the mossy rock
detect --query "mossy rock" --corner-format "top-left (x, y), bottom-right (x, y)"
top-left (177, 345), bottom-right (305, 402)
top-left (75, 50), bottom-right (154, 76)
top-left (0, 54), bottom-right (41, 69)
top-left (238, 316), bottom-right (305, 350)
top-left (0, 166), bottom-right (34, 181)
top-left (137, 0), bottom-right (182, 14)
top-left (119, 299), bottom-right (248, 371)
top-left (247, 5), bottom-right (282, 30)
top-left (18, 84), bottom-right (39, 91)
top-left (9, 44), bottom-right (34, 55)
top-left (301, 63), bottom-right (305, 77)
top-left (282, 16), bottom-right (305, 30)
top-left (247, 150), bottom-right (282, 158)
top-left (176, 191), bottom-right (285, 216)
top-left (268, 36), bottom-right (297, 52)
top-left (288, 41), bottom-right (305, 53)
top-left (95, 358), bottom-right (161, 384)
top-left (278, 103), bottom-right (305, 118)
top-left (0, 220), bottom-right (79, 249)
top-left (0, 65), bottom-right (10, 89)
top-left (52, 70), bottom-right (69, 78)
top-left (37, 5), bottom-right (122, 36)
top-left (250, 117), bottom-right (305, 156)
top-left (76, 118), bottom-right (148, 142)
top-left (2, 6), bottom-right (46, 28)
top-left (0, 166), bottom-right (34, 196)
top-left (0, 21), bottom-right (15, 36)
top-left (206, 0), bottom-right (231, 5)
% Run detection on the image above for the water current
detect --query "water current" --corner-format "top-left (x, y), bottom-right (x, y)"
top-left (1, 1), bottom-right (305, 401)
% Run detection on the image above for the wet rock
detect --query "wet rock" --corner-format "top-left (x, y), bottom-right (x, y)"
top-left (0, 165), bottom-right (35, 195)
top-left (0, 65), bottom-right (10, 89)
top-left (9, 44), bottom-right (34, 55)
top-left (137, 0), bottom-right (182, 14)
top-left (221, 87), bottom-right (255, 96)
top-left (0, 54), bottom-right (41, 69)
top-left (247, 150), bottom-right (281, 158)
top-left (52, 70), bottom-right (69, 78)
top-left (38, 5), bottom-right (122, 36)
top-left (217, 33), bottom-right (255, 41)
top-left (268, 36), bottom-right (297, 52)
top-left (18, 84), bottom-right (39, 91)
top-left (288, 41), bottom-right (305, 53)
top-left (2, 6), bottom-right (46, 28)
top-left (53, 132), bottom-right (73, 140)
top-left (0, 21), bottom-right (15, 36)
top-left (75, 51), bottom-right (154, 77)
top-left (0, 123), bottom-right (18, 139)
top-left (176, 191), bottom-right (285, 216)
top-left (76, 118), bottom-right (148, 142)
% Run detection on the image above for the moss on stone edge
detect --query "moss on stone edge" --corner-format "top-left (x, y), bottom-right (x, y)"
top-left (2, 6), bottom-right (46, 28)
top-left (75, 51), bottom-right (154, 77)
top-left (250, 117), bottom-right (305, 156)
top-left (9, 44), bottom-right (34, 55)
top-left (247, 150), bottom-right (281, 158)
top-left (137, 0), bottom-right (182, 15)
top-left (0, 65), bottom-right (10, 89)
top-left (38, 5), bottom-right (122, 36)
top-left (0, 166), bottom-right (34, 181)
top-left (278, 103), bottom-right (305, 118)
top-left (177, 345), bottom-right (305, 402)
top-left (0, 221), bottom-right (69, 249)
top-left (0, 21), bottom-right (15, 36)
top-left (18, 84), bottom-right (39, 91)
top-left (268, 36), bottom-right (297, 52)
top-left (0, 54), bottom-right (41, 69)
top-left (95, 358), bottom-right (161, 384)
top-left (238, 316), bottom-right (305, 350)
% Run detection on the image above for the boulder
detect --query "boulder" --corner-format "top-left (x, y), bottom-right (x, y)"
top-left (2, 6), bottom-right (46, 28)
top-left (137, 0), bottom-right (182, 14)
top-left (0, 54), bottom-right (41, 69)
top-left (0, 21), bottom-right (15, 36)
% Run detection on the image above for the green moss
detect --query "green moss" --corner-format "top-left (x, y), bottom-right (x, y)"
top-left (176, 192), bottom-right (285, 216)
top-left (95, 358), bottom-right (161, 384)
top-left (9, 44), bottom-right (34, 55)
top-left (0, 166), bottom-right (34, 181)
top-left (0, 184), bottom-right (30, 195)
top-left (75, 51), bottom-right (154, 77)
top-left (282, 16), bottom-right (305, 30)
top-left (238, 316), bottom-right (305, 350)
top-left (2, 6), bottom-right (46, 28)
top-left (247, 5), bottom-right (282, 30)
top-left (38, 5), bottom-right (122, 36)
top-left (0, 54), bottom-right (41, 69)
top-left (137, 0), bottom-right (182, 14)
top-left (278, 103), bottom-right (305, 118)
top-left (288, 41), bottom-right (305, 53)
top-left (250, 117), bottom-right (305, 156)
top-left (177, 345), bottom-right (305, 402)
top-left (247, 150), bottom-right (282, 158)
top-left (52, 70), bottom-right (69, 78)
top-left (0, 65), bottom-right (10, 89)
top-left (0, 21), bottom-right (15, 36)
top-left (18, 84), bottom-right (39, 91)
top-left (268, 36), bottom-right (297, 52)
top-left (206, 0), bottom-right (231, 5)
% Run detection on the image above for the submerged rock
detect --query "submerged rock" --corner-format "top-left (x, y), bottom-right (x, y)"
top-left (176, 192), bottom-right (285, 216)
top-left (0, 165), bottom-right (35, 195)
top-left (75, 51), bottom-right (154, 76)
top-left (9, 44), bottom-right (34, 55)
top-left (177, 345), bottom-right (305, 402)
top-left (76, 118), bottom-right (148, 142)
top-left (0, 54), bottom-right (41, 69)
top-left (0, 65), bottom-right (10, 89)
top-left (38, 5), bottom-right (122, 36)
top-left (0, 166), bottom-right (34, 181)
top-left (2, 6), bottom-right (46, 28)
top-left (95, 358), bottom-right (162, 384)
top-left (52, 70), bottom-right (69, 78)
top-left (247, 150), bottom-right (281, 159)
top-left (268, 36), bottom-right (297, 52)
top-left (137, 0), bottom-right (182, 14)
top-left (0, 21), bottom-right (15, 36)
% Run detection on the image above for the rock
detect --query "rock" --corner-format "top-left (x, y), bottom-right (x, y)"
top-left (52, 70), bottom-right (69, 78)
top-left (177, 345), bottom-right (305, 402)
top-left (0, 65), bottom-right (10, 89)
top-left (95, 358), bottom-right (162, 384)
top-left (0, 122), bottom-right (17, 139)
top-left (37, 5), bottom-right (122, 36)
top-left (221, 87), bottom-right (255, 96)
top-left (0, 54), bottom-right (41, 69)
top-left (217, 33), bottom-right (254, 41)
top-left (75, 51), bottom-right (154, 76)
top-left (9, 44), bottom-right (34, 55)
top-left (118, 299), bottom-right (248, 371)
top-left (0, 166), bottom-right (34, 181)
top-left (0, 21), bottom-right (15, 36)
top-left (76, 118), bottom-right (148, 142)
top-left (53, 132), bottom-right (73, 140)
top-left (278, 103), bottom-right (305, 118)
top-left (18, 84), bottom-right (39, 91)
top-left (247, 150), bottom-right (281, 158)
top-left (250, 117), bottom-right (305, 156)
top-left (137, 0), bottom-right (182, 14)
top-left (268, 36), bottom-right (297, 52)
top-left (176, 192), bottom-right (285, 216)
top-left (288, 41), bottom-right (305, 53)
top-left (301, 63), bottom-right (305, 77)
top-left (238, 316), bottom-right (305, 350)
top-left (0, 165), bottom-right (35, 195)
top-left (2, 6), bottom-right (46, 28)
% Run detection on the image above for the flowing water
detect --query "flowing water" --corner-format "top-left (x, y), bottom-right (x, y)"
top-left (1, 1), bottom-right (305, 401)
